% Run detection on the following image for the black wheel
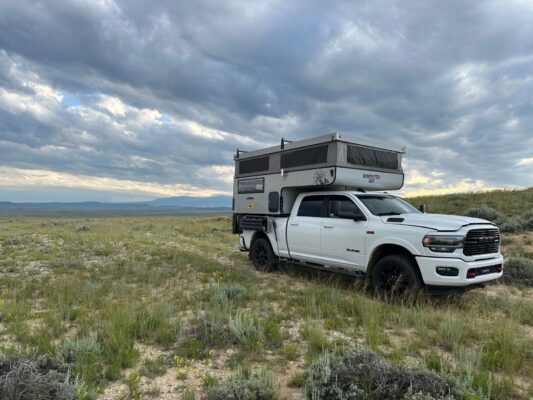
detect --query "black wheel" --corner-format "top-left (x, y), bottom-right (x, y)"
top-left (372, 255), bottom-right (422, 301)
top-left (250, 237), bottom-right (277, 272)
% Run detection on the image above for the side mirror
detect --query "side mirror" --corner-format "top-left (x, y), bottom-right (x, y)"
top-left (337, 209), bottom-right (366, 221)
top-left (419, 204), bottom-right (426, 213)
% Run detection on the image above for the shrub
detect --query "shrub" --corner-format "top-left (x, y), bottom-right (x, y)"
top-left (205, 369), bottom-right (277, 400)
top-left (498, 218), bottom-right (523, 233)
top-left (502, 257), bottom-right (533, 287)
top-left (464, 206), bottom-right (503, 222)
top-left (60, 337), bottom-right (103, 386)
top-left (209, 283), bottom-right (247, 305)
top-left (191, 311), bottom-right (229, 348)
top-left (0, 354), bottom-right (81, 400)
top-left (228, 312), bottom-right (264, 351)
top-left (464, 206), bottom-right (533, 232)
top-left (305, 350), bottom-right (454, 400)
top-left (518, 209), bottom-right (533, 230)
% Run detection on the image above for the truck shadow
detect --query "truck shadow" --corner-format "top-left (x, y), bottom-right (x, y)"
top-left (272, 260), bottom-right (469, 307)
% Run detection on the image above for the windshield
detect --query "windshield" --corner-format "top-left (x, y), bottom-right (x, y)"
top-left (356, 194), bottom-right (421, 216)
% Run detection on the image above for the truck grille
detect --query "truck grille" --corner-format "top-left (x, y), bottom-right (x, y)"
top-left (463, 228), bottom-right (500, 256)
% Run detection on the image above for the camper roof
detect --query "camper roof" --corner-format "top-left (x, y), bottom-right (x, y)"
top-left (235, 132), bottom-right (405, 160)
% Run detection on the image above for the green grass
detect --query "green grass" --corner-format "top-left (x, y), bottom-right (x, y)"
top-left (0, 190), bottom-right (531, 399)
top-left (406, 187), bottom-right (532, 216)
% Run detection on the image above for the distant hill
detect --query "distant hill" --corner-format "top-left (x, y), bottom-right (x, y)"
top-left (0, 195), bottom-right (233, 214)
top-left (406, 187), bottom-right (532, 217)
top-left (145, 195), bottom-right (232, 208)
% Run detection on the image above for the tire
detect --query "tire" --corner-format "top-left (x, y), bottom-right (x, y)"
top-left (372, 254), bottom-right (422, 301)
top-left (250, 237), bottom-right (277, 272)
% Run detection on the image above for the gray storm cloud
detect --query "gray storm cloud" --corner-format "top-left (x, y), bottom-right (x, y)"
top-left (0, 0), bottom-right (532, 201)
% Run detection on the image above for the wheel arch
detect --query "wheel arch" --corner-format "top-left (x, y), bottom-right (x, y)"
top-left (249, 226), bottom-right (280, 256)
top-left (250, 230), bottom-right (270, 247)
top-left (366, 243), bottom-right (422, 284)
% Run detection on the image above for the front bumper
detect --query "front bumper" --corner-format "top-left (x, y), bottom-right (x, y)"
top-left (416, 254), bottom-right (504, 286)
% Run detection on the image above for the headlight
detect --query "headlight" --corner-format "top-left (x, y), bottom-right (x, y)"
top-left (422, 235), bottom-right (464, 253)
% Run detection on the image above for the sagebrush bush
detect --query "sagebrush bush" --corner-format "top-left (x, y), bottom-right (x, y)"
top-left (0, 354), bottom-right (81, 400)
top-left (464, 205), bottom-right (533, 232)
top-left (502, 257), bottom-right (533, 287)
top-left (305, 350), bottom-right (454, 400)
top-left (464, 205), bottom-right (503, 222)
top-left (208, 283), bottom-right (247, 312)
top-left (498, 218), bottom-right (523, 233)
top-left (205, 369), bottom-right (277, 400)
top-left (60, 337), bottom-right (103, 386)
top-left (228, 312), bottom-right (265, 350)
top-left (518, 210), bottom-right (533, 230)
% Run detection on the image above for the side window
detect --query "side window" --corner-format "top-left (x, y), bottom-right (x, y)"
top-left (238, 177), bottom-right (264, 194)
top-left (297, 196), bottom-right (325, 217)
top-left (328, 195), bottom-right (363, 219)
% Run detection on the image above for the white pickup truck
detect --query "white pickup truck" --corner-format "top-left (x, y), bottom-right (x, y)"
top-left (239, 191), bottom-right (503, 297)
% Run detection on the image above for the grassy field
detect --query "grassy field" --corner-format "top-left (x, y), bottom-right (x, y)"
top-left (0, 189), bottom-right (531, 400)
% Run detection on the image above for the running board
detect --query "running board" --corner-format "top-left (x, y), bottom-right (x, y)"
top-left (279, 258), bottom-right (365, 277)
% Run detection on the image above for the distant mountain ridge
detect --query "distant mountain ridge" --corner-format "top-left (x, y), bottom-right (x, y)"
top-left (145, 195), bottom-right (231, 208)
top-left (0, 195), bottom-right (233, 213)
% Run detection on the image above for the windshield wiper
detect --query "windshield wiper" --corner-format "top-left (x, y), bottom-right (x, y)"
top-left (377, 212), bottom-right (402, 216)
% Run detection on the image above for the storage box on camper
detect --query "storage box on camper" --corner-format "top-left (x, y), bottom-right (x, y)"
top-left (232, 133), bottom-right (405, 216)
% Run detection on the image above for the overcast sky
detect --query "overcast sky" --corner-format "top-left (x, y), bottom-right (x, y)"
top-left (0, 0), bottom-right (532, 202)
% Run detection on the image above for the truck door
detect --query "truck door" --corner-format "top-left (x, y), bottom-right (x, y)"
top-left (321, 195), bottom-right (367, 270)
top-left (287, 195), bottom-right (325, 262)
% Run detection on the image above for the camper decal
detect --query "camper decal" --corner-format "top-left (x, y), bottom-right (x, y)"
top-left (313, 170), bottom-right (330, 185)
top-left (246, 196), bottom-right (255, 209)
top-left (363, 173), bottom-right (381, 183)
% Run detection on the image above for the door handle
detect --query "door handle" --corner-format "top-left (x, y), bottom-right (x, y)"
top-left (323, 225), bottom-right (334, 228)
top-left (290, 222), bottom-right (299, 226)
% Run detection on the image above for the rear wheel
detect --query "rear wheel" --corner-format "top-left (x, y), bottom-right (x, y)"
top-left (372, 254), bottom-right (422, 301)
top-left (250, 237), bottom-right (277, 272)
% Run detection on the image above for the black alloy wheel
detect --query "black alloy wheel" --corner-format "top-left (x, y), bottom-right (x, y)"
top-left (372, 254), bottom-right (422, 301)
top-left (250, 237), bottom-right (277, 272)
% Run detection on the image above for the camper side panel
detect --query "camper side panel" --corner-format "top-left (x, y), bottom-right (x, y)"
top-left (233, 167), bottom-right (337, 215)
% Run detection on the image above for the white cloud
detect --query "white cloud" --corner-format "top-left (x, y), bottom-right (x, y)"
top-left (517, 157), bottom-right (533, 166)
top-left (197, 165), bottom-right (234, 183)
top-left (0, 82), bottom-right (62, 120)
top-left (97, 94), bottom-right (127, 117)
top-left (0, 167), bottom-right (230, 197)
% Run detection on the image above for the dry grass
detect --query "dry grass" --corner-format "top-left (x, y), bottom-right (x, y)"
top-left (0, 214), bottom-right (531, 399)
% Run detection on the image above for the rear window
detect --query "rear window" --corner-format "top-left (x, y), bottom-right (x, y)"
top-left (347, 145), bottom-right (399, 170)
top-left (297, 196), bottom-right (325, 217)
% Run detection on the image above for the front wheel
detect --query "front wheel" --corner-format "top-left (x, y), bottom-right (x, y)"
top-left (250, 237), bottom-right (277, 272)
top-left (372, 255), bottom-right (422, 301)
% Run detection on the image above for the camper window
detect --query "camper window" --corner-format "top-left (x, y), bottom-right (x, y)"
top-left (347, 145), bottom-right (399, 170)
top-left (281, 145), bottom-right (328, 169)
top-left (238, 178), bottom-right (264, 194)
top-left (238, 156), bottom-right (269, 175)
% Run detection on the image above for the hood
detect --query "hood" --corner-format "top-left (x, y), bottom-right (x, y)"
top-left (381, 213), bottom-right (495, 232)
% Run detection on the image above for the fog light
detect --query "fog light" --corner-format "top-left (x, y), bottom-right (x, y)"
top-left (436, 266), bottom-right (459, 277)
top-left (466, 269), bottom-right (477, 279)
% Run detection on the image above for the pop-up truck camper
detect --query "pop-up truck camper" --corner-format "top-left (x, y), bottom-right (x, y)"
top-left (233, 133), bottom-right (503, 297)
